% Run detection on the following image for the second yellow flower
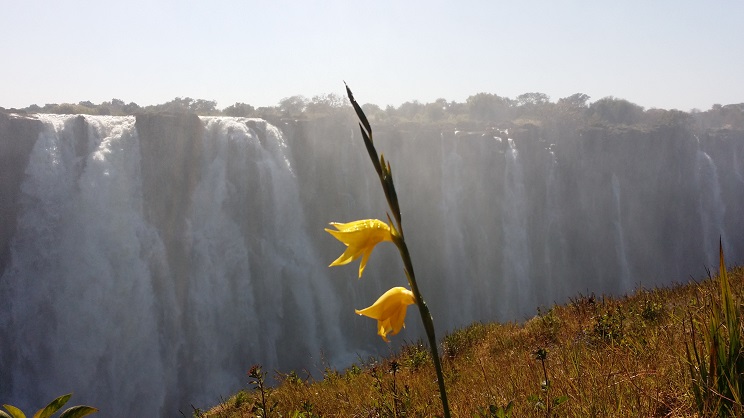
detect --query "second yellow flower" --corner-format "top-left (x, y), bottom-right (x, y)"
top-left (355, 287), bottom-right (416, 342)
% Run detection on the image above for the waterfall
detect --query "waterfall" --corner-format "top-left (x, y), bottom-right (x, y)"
top-left (501, 138), bottom-right (531, 317)
top-left (0, 115), bottom-right (170, 414)
top-left (1, 113), bottom-right (743, 416)
top-left (543, 147), bottom-right (564, 299)
top-left (695, 149), bottom-right (727, 268)
top-left (611, 174), bottom-right (631, 288)
top-left (0, 115), bottom-right (345, 416)
top-left (439, 134), bottom-right (472, 324)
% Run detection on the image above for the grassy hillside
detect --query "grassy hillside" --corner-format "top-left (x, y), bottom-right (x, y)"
top-left (200, 265), bottom-right (743, 417)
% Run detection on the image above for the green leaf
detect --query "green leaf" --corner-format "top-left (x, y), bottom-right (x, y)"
top-left (58, 406), bottom-right (98, 418)
top-left (1, 405), bottom-right (26, 418)
top-left (33, 394), bottom-right (71, 418)
top-left (504, 400), bottom-right (513, 413)
top-left (553, 395), bottom-right (568, 406)
top-left (345, 83), bottom-right (383, 179)
top-left (344, 82), bottom-right (372, 140)
top-left (0, 409), bottom-right (15, 418)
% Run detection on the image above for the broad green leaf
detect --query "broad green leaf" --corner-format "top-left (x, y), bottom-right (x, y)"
top-left (58, 406), bottom-right (98, 418)
top-left (33, 394), bottom-right (71, 418)
top-left (1, 405), bottom-right (25, 418)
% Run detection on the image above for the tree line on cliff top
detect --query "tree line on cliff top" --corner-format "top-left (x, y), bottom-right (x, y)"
top-left (3, 92), bottom-right (744, 132)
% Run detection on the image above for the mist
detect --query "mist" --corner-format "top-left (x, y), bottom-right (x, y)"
top-left (0, 104), bottom-right (742, 415)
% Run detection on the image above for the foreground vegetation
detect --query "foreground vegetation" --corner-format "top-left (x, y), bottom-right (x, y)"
top-left (1, 393), bottom-right (97, 418)
top-left (199, 263), bottom-right (743, 417)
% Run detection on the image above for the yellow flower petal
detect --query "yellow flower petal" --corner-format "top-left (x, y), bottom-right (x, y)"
top-left (325, 219), bottom-right (392, 278)
top-left (355, 287), bottom-right (416, 342)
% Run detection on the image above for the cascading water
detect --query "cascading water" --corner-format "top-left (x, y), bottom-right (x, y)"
top-left (439, 134), bottom-right (471, 324)
top-left (0, 115), bottom-right (347, 416)
top-left (611, 174), bottom-right (631, 288)
top-left (695, 148), bottom-right (728, 268)
top-left (501, 138), bottom-right (531, 316)
top-left (542, 147), bottom-right (565, 299)
top-left (1, 115), bottom-right (170, 414)
top-left (1, 113), bottom-right (742, 416)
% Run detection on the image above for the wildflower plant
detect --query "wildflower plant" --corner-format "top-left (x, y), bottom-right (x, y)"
top-left (686, 239), bottom-right (744, 416)
top-left (324, 84), bottom-right (451, 417)
top-left (248, 364), bottom-right (276, 418)
top-left (1, 393), bottom-right (97, 418)
top-left (529, 348), bottom-right (567, 417)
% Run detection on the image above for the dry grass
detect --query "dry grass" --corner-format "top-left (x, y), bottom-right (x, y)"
top-left (203, 266), bottom-right (743, 418)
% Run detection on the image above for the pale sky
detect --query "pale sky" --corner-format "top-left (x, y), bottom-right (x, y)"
top-left (2, 0), bottom-right (743, 111)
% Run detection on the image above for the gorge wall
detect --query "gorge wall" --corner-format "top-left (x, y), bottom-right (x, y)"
top-left (0, 112), bottom-right (742, 416)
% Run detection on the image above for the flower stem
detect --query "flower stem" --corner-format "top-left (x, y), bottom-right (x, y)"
top-left (346, 83), bottom-right (450, 417)
top-left (393, 233), bottom-right (451, 418)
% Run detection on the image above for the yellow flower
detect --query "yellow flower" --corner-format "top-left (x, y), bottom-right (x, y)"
top-left (325, 219), bottom-right (393, 278)
top-left (355, 287), bottom-right (416, 342)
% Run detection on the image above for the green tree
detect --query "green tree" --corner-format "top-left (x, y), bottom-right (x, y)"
top-left (515, 92), bottom-right (552, 120)
top-left (397, 100), bottom-right (425, 121)
top-left (516, 92), bottom-right (550, 107)
top-left (223, 102), bottom-right (255, 117)
top-left (555, 93), bottom-right (590, 129)
top-left (191, 99), bottom-right (218, 115)
top-left (557, 93), bottom-right (590, 110)
top-left (424, 98), bottom-right (449, 122)
top-left (305, 93), bottom-right (346, 115)
top-left (278, 95), bottom-right (308, 117)
top-left (122, 101), bottom-right (141, 114)
top-left (361, 103), bottom-right (386, 122)
top-left (466, 93), bottom-right (511, 123)
top-left (588, 96), bottom-right (644, 125)
top-left (153, 97), bottom-right (195, 113)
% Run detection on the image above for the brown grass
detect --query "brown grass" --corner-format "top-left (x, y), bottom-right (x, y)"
top-left (203, 266), bottom-right (743, 418)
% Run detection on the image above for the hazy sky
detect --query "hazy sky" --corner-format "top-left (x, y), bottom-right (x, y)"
top-left (2, 1), bottom-right (743, 111)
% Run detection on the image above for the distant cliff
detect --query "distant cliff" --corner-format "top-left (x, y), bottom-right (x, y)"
top-left (0, 112), bottom-right (742, 416)
top-left (0, 113), bottom-right (42, 274)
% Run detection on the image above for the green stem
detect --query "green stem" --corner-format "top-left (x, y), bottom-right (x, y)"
top-left (345, 83), bottom-right (450, 417)
top-left (393, 233), bottom-right (451, 418)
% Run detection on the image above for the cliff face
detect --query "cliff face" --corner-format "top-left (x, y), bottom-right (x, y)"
top-left (0, 113), bottom-right (742, 416)
top-left (287, 116), bottom-right (744, 310)
top-left (0, 113), bottom-right (43, 274)
top-left (135, 113), bottom-right (204, 308)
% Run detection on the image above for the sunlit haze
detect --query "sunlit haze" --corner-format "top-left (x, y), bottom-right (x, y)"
top-left (2, 1), bottom-right (742, 111)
